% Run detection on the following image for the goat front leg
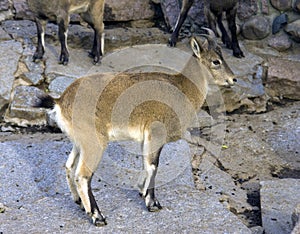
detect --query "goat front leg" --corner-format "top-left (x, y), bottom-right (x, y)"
top-left (168, 0), bottom-right (194, 47)
top-left (226, 7), bottom-right (244, 58)
top-left (74, 148), bottom-right (106, 226)
top-left (57, 17), bottom-right (70, 65)
top-left (90, 24), bottom-right (104, 65)
top-left (33, 18), bottom-right (46, 62)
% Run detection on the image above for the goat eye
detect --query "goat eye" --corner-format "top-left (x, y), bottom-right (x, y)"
top-left (212, 60), bottom-right (221, 66)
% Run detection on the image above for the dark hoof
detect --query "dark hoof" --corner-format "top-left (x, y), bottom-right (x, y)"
top-left (147, 200), bottom-right (162, 212)
top-left (93, 57), bottom-right (101, 65)
top-left (59, 59), bottom-right (69, 66)
top-left (168, 37), bottom-right (177, 47)
top-left (93, 217), bottom-right (107, 227)
top-left (32, 54), bottom-right (43, 63)
top-left (59, 54), bottom-right (69, 65)
top-left (89, 52), bottom-right (101, 65)
top-left (233, 51), bottom-right (245, 58)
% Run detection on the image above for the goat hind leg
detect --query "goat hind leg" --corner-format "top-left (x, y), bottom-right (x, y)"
top-left (65, 146), bottom-right (83, 208)
top-left (74, 149), bottom-right (106, 226)
top-left (139, 135), bottom-right (163, 212)
top-left (215, 12), bottom-right (232, 49)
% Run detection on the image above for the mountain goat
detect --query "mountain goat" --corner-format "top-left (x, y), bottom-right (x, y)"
top-left (34, 36), bottom-right (235, 226)
top-left (27, 0), bottom-right (105, 65)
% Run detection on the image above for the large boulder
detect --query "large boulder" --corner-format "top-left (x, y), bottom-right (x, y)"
top-left (285, 19), bottom-right (300, 42)
top-left (266, 57), bottom-right (300, 101)
top-left (0, 0), bottom-right (14, 21)
top-left (260, 179), bottom-right (300, 234)
top-left (294, 0), bottom-right (300, 11)
top-left (11, 0), bottom-right (156, 22)
top-left (160, 0), bottom-right (205, 31)
top-left (242, 16), bottom-right (271, 40)
top-left (0, 41), bottom-right (23, 113)
top-left (104, 0), bottom-right (155, 22)
top-left (268, 33), bottom-right (292, 52)
top-left (270, 0), bottom-right (293, 11)
top-left (13, 0), bottom-right (34, 20)
top-left (218, 45), bottom-right (267, 113)
top-left (237, 0), bottom-right (259, 21)
top-left (4, 85), bottom-right (47, 126)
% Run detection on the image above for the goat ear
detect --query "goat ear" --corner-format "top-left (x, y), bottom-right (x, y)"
top-left (191, 37), bottom-right (202, 60)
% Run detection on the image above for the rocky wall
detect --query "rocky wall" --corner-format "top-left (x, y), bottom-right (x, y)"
top-left (0, 0), bottom-right (299, 127)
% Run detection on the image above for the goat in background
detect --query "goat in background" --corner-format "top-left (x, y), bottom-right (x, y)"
top-left (168, 0), bottom-right (244, 58)
top-left (27, 0), bottom-right (105, 65)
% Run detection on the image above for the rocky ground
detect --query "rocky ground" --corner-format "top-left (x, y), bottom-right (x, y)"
top-left (0, 101), bottom-right (299, 233)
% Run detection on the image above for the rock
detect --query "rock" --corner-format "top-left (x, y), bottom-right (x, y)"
top-left (218, 45), bottom-right (267, 113)
top-left (260, 179), bottom-right (300, 234)
top-left (0, 133), bottom-right (252, 233)
top-left (261, 0), bottom-right (270, 14)
top-left (271, 0), bottom-right (293, 11)
top-left (160, 0), bottom-right (205, 30)
top-left (292, 203), bottom-right (300, 228)
top-left (1, 20), bottom-right (37, 40)
top-left (4, 86), bottom-right (47, 126)
top-left (104, 0), bottom-right (155, 22)
top-left (0, 40), bottom-right (23, 112)
top-left (22, 72), bottom-right (44, 86)
top-left (0, 0), bottom-right (14, 21)
top-left (48, 76), bottom-right (76, 95)
top-left (268, 33), bottom-right (292, 51)
top-left (272, 13), bottom-right (288, 34)
top-left (285, 19), bottom-right (300, 42)
top-left (294, 0), bottom-right (300, 11)
top-left (23, 56), bottom-right (44, 74)
top-left (237, 0), bottom-right (259, 21)
top-left (160, 0), bottom-right (181, 29)
top-left (242, 16), bottom-right (271, 40)
top-left (266, 57), bottom-right (300, 100)
top-left (186, 0), bottom-right (205, 29)
top-left (0, 26), bottom-right (10, 41)
top-left (198, 155), bottom-right (253, 215)
top-left (13, 0), bottom-right (34, 20)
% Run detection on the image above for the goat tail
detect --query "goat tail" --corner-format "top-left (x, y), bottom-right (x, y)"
top-left (33, 94), bottom-right (56, 109)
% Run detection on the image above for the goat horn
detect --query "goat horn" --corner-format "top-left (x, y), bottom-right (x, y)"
top-left (198, 34), bottom-right (218, 49)
top-left (201, 27), bottom-right (216, 38)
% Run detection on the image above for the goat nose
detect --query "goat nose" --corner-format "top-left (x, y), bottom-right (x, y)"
top-left (226, 77), bottom-right (237, 86)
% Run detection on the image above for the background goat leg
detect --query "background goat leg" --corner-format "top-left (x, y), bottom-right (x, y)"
top-left (58, 16), bottom-right (70, 65)
top-left (226, 7), bottom-right (244, 58)
top-left (33, 18), bottom-right (46, 62)
top-left (168, 0), bottom-right (194, 47)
